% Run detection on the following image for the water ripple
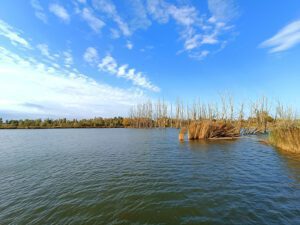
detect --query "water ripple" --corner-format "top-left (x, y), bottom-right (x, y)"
top-left (0, 129), bottom-right (300, 224)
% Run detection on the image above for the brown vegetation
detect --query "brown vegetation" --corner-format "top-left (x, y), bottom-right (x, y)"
top-left (178, 127), bottom-right (186, 141)
top-left (128, 96), bottom-right (299, 152)
top-left (188, 121), bottom-right (240, 140)
top-left (1, 95), bottom-right (299, 153)
top-left (269, 127), bottom-right (300, 153)
top-left (268, 103), bottom-right (299, 153)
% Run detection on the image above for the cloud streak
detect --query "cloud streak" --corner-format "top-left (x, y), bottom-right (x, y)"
top-left (260, 20), bottom-right (300, 53)
top-left (0, 46), bottom-right (146, 118)
top-left (98, 55), bottom-right (160, 92)
top-left (49, 4), bottom-right (70, 23)
top-left (126, 41), bottom-right (133, 50)
top-left (0, 19), bottom-right (31, 48)
top-left (30, 0), bottom-right (47, 23)
top-left (37, 44), bottom-right (53, 59)
top-left (92, 0), bottom-right (131, 36)
top-left (81, 7), bottom-right (105, 32)
top-left (83, 47), bottom-right (99, 65)
top-left (147, 0), bottom-right (236, 60)
top-left (208, 0), bottom-right (238, 22)
top-left (0, 20), bottom-right (150, 118)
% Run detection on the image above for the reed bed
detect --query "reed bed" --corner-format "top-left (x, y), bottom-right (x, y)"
top-left (129, 96), bottom-right (299, 152)
top-left (187, 121), bottom-right (240, 140)
top-left (178, 127), bottom-right (186, 141)
top-left (269, 127), bottom-right (300, 153)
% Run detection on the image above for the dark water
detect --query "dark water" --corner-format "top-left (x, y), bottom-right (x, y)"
top-left (0, 129), bottom-right (300, 225)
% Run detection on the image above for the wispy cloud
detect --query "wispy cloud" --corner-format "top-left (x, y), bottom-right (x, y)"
top-left (83, 47), bottom-right (99, 65)
top-left (208, 0), bottom-right (238, 22)
top-left (0, 46), bottom-right (146, 118)
top-left (63, 50), bottom-right (73, 68)
top-left (49, 4), bottom-right (70, 23)
top-left (99, 55), bottom-right (118, 73)
top-left (92, 0), bottom-right (131, 36)
top-left (189, 50), bottom-right (210, 60)
top-left (77, 0), bottom-right (87, 4)
top-left (98, 55), bottom-right (160, 92)
top-left (110, 28), bottom-right (120, 39)
top-left (36, 43), bottom-right (73, 69)
top-left (147, 0), bottom-right (237, 60)
top-left (71, 0), bottom-right (236, 60)
top-left (30, 0), bottom-right (47, 23)
top-left (126, 0), bottom-right (151, 31)
top-left (126, 41), bottom-right (133, 50)
top-left (37, 44), bottom-right (53, 59)
top-left (0, 19), bottom-right (31, 48)
top-left (260, 20), bottom-right (300, 53)
top-left (81, 7), bottom-right (105, 32)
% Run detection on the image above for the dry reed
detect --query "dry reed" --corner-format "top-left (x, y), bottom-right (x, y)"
top-left (188, 121), bottom-right (240, 140)
top-left (179, 127), bottom-right (186, 141)
top-left (269, 127), bottom-right (300, 153)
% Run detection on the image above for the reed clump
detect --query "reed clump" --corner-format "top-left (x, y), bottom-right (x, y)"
top-left (268, 103), bottom-right (300, 153)
top-left (188, 121), bottom-right (240, 140)
top-left (127, 96), bottom-right (300, 152)
top-left (178, 127), bottom-right (186, 141)
top-left (269, 126), bottom-right (300, 153)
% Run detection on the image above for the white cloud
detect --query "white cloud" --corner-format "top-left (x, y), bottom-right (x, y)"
top-left (30, 0), bottom-right (47, 23)
top-left (92, 0), bottom-right (131, 36)
top-left (147, 0), bottom-right (236, 60)
top-left (83, 47), bottom-right (99, 65)
top-left (208, 0), bottom-right (238, 22)
top-left (98, 55), bottom-right (118, 74)
top-left (77, 0), bottom-right (87, 4)
top-left (126, 0), bottom-right (151, 31)
top-left (168, 5), bottom-right (198, 26)
top-left (0, 19), bottom-right (31, 48)
top-left (63, 50), bottom-right (73, 68)
top-left (110, 28), bottom-right (120, 39)
top-left (98, 55), bottom-right (160, 92)
top-left (37, 43), bottom-right (73, 68)
top-left (190, 50), bottom-right (210, 60)
top-left (0, 46), bottom-right (146, 118)
top-left (117, 64), bottom-right (128, 77)
top-left (260, 20), bottom-right (300, 53)
top-left (37, 44), bottom-right (52, 59)
top-left (126, 41), bottom-right (133, 50)
top-left (49, 4), bottom-right (70, 23)
top-left (81, 8), bottom-right (105, 32)
top-left (115, 17), bottom-right (131, 36)
top-left (147, 0), bottom-right (170, 23)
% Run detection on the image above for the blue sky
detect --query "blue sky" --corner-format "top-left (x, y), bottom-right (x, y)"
top-left (0, 0), bottom-right (300, 119)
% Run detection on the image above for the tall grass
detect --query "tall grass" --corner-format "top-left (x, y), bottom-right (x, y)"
top-left (269, 127), bottom-right (300, 153)
top-left (187, 120), bottom-right (239, 140)
top-left (268, 103), bottom-right (299, 153)
top-left (129, 97), bottom-right (300, 152)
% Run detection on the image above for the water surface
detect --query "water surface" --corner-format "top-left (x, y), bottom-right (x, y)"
top-left (0, 129), bottom-right (299, 224)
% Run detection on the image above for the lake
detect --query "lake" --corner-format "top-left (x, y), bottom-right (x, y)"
top-left (0, 128), bottom-right (300, 224)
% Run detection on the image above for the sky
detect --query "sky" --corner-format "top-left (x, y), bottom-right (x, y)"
top-left (0, 0), bottom-right (300, 119)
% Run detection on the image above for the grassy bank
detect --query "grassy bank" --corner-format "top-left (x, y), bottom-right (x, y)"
top-left (269, 125), bottom-right (300, 153)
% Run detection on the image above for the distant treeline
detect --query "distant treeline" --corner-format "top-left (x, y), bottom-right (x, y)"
top-left (0, 117), bottom-right (125, 129)
top-left (1, 95), bottom-right (299, 153)
top-left (0, 117), bottom-right (184, 129)
top-left (0, 117), bottom-right (191, 129)
top-left (0, 96), bottom-right (297, 130)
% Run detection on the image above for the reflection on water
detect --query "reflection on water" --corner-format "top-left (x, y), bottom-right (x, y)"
top-left (0, 128), bottom-right (299, 225)
top-left (276, 149), bottom-right (300, 185)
